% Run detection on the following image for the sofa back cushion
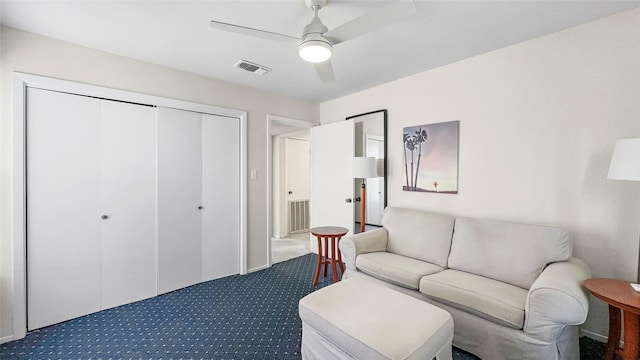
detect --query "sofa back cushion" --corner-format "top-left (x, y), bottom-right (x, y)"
top-left (382, 207), bottom-right (454, 267)
top-left (448, 217), bottom-right (571, 289)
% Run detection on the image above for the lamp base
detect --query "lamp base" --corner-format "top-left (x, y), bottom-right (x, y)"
top-left (360, 182), bottom-right (366, 233)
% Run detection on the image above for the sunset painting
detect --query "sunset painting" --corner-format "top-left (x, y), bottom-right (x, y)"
top-left (402, 121), bottom-right (459, 193)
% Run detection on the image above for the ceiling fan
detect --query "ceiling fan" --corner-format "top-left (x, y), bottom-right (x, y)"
top-left (210, 0), bottom-right (416, 83)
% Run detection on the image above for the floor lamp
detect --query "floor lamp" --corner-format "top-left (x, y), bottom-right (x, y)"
top-left (607, 138), bottom-right (640, 283)
top-left (352, 157), bottom-right (378, 233)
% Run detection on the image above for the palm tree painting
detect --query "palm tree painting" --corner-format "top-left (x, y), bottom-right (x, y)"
top-left (402, 121), bottom-right (459, 193)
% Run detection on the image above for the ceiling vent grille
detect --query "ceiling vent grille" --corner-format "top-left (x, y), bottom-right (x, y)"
top-left (234, 60), bottom-right (271, 75)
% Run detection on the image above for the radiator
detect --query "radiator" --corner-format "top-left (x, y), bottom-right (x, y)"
top-left (288, 200), bottom-right (310, 233)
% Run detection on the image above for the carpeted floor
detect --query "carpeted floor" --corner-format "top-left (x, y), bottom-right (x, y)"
top-left (1, 253), bottom-right (604, 359)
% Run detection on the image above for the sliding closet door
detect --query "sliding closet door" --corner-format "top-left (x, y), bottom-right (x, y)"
top-left (27, 88), bottom-right (102, 330)
top-left (25, 83), bottom-right (243, 331)
top-left (158, 107), bottom-right (203, 294)
top-left (100, 100), bottom-right (157, 309)
top-left (201, 114), bottom-right (240, 280)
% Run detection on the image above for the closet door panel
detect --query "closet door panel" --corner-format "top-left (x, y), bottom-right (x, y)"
top-left (201, 114), bottom-right (240, 281)
top-left (26, 88), bottom-right (102, 330)
top-left (158, 107), bottom-right (203, 294)
top-left (100, 100), bottom-right (157, 309)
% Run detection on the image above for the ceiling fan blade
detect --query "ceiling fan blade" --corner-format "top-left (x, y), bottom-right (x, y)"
top-left (324, 0), bottom-right (416, 45)
top-left (314, 61), bottom-right (334, 83)
top-left (210, 20), bottom-right (299, 43)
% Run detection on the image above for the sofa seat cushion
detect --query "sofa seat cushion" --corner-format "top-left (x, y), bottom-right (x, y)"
top-left (356, 252), bottom-right (444, 290)
top-left (419, 269), bottom-right (528, 329)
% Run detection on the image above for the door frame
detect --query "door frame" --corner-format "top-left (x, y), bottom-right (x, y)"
top-left (12, 72), bottom-right (248, 341)
top-left (267, 115), bottom-right (316, 268)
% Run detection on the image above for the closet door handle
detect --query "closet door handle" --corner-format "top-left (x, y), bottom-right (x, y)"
top-left (198, 206), bottom-right (203, 210)
top-left (101, 215), bottom-right (109, 220)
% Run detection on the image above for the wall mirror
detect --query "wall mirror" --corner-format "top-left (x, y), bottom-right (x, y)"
top-left (347, 110), bottom-right (388, 234)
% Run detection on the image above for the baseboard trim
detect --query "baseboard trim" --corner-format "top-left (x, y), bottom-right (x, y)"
top-left (248, 264), bottom-right (269, 273)
top-left (580, 329), bottom-right (607, 342)
top-left (582, 329), bottom-right (626, 350)
top-left (1, 335), bottom-right (15, 344)
top-left (580, 328), bottom-right (620, 348)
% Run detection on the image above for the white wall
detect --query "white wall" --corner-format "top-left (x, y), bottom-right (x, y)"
top-left (0, 26), bottom-right (318, 340)
top-left (320, 8), bottom-right (640, 339)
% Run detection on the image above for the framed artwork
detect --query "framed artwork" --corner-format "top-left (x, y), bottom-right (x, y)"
top-left (402, 120), bottom-right (459, 193)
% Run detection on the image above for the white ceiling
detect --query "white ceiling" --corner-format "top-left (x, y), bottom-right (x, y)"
top-left (2, 1), bottom-right (639, 103)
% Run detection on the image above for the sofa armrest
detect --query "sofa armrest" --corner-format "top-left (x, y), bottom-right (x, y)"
top-left (339, 228), bottom-right (388, 271)
top-left (524, 257), bottom-right (591, 341)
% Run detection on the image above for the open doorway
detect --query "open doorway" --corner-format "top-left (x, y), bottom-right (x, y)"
top-left (268, 116), bottom-right (314, 266)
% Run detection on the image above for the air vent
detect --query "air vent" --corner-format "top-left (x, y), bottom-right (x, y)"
top-left (233, 60), bottom-right (271, 75)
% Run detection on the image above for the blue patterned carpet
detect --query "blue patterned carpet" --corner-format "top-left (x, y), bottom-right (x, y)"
top-left (1, 253), bottom-right (601, 359)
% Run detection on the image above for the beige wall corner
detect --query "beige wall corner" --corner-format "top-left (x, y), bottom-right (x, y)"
top-left (320, 8), bottom-right (640, 339)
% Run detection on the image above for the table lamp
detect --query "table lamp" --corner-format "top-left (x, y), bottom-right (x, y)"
top-left (607, 138), bottom-right (640, 283)
top-left (352, 157), bottom-right (378, 233)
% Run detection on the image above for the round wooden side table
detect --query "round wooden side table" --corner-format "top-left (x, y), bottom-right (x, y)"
top-left (583, 278), bottom-right (640, 360)
top-left (309, 226), bottom-right (348, 286)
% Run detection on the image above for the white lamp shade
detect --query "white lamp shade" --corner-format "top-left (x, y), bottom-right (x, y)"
top-left (352, 157), bottom-right (378, 179)
top-left (608, 138), bottom-right (640, 181)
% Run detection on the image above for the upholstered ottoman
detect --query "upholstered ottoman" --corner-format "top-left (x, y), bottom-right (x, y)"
top-left (299, 277), bottom-right (454, 360)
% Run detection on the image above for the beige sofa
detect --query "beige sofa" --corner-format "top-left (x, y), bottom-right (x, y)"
top-left (339, 207), bottom-right (591, 360)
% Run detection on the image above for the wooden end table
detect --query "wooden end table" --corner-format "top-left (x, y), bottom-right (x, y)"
top-left (583, 278), bottom-right (640, 360)
top-left (310, 226), bottom-right (348, 286)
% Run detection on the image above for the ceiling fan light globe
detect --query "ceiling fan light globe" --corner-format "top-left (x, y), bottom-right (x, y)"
top-left (299, 39), bottom-right (332, 63)
top-left (299, 42), bottom-right (332, 63)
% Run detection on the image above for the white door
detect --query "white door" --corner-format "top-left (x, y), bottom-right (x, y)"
top-left (25, 88), bottom-right (242, 330)
top-left (27, 88), bottom-right (102, 330)
top-left (100, 100), bottom-right (157, 309)
top-left (201, 114), bottom-right (240, 281)
top-left (157, 107), bottom-right (203, 294)
top-left (286, 138), bottom-right (310, 202)
top-left (310, 120), bottom-right (354, 253)
top-left (366, 137), bottom-right (384, 226)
